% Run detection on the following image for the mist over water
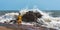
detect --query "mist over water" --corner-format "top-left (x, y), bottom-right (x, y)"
top-left (0, 9), bottom-right (60, 30)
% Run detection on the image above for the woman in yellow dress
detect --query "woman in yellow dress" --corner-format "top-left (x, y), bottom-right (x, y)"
top-left (17, 13), bottom-right (22, 25)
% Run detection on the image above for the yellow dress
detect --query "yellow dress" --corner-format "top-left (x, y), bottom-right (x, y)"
top-left (17, 15), bottom-right (22, 25)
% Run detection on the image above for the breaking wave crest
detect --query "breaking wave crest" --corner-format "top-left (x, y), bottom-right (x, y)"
top-left (0, 8), bottom-right (60, 30)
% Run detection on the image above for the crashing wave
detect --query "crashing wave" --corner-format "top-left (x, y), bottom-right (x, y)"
top-left (0, 12), bottom-right (18, 23)
top-left (0, 8), bottom-right (60, 30)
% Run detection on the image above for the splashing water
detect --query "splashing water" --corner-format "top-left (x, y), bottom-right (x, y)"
top-left (20, 8), bottom-right (60, 30)
top-left (0, 8), bottom-right (60, 30)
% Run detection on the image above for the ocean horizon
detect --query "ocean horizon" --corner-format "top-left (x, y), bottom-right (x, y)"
top-left (0, 10), bottom-right (60, 17)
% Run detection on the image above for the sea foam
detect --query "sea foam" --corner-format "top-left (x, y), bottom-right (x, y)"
top-left (0, 8), bottom-right (60, 30)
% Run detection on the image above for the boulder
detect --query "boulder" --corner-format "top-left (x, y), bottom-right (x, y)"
top-left (22, 11), bottom-right (42, 22)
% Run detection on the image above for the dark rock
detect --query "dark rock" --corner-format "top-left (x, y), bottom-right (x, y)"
top-left (8, 11), bottom-right (42, 23)
top-left (22, 11), bottom-right (42, 22)
top-left (9, 20), bottom-right (17, 24)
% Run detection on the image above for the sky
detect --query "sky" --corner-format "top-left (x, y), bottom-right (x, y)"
top-left (0, 0), bottom-right (60, 10)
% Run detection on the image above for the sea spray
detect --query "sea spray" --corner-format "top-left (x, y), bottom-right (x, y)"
top-left (20, 8), bottom-right (60, 30)
top-left (0, 12), bottom-right (18, 23)
top-left (0, 8), bottom-right (60, 30)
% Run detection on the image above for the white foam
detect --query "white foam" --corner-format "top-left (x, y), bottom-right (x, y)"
top-left (0, 8), bottom-right (60, 30)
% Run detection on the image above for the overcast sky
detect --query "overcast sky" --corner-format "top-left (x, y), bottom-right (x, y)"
top-left (0, 0), bottom-right (60, 10)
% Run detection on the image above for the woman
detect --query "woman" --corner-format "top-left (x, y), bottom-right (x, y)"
top-left (17, 13), bottom-right (22, 25)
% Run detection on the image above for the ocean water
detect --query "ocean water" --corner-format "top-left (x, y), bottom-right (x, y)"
top-left (43, 10), bottom-right (60, 17)
top-left (0, 10), bottom-right (60, 17)
top-left (0, 10), bottom-right (19, 16)
top-left (0, 9), bottom-right (60, 30)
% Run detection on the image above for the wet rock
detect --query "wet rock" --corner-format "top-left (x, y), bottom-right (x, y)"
top-left (22, 11), bottom-right (42, 22)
